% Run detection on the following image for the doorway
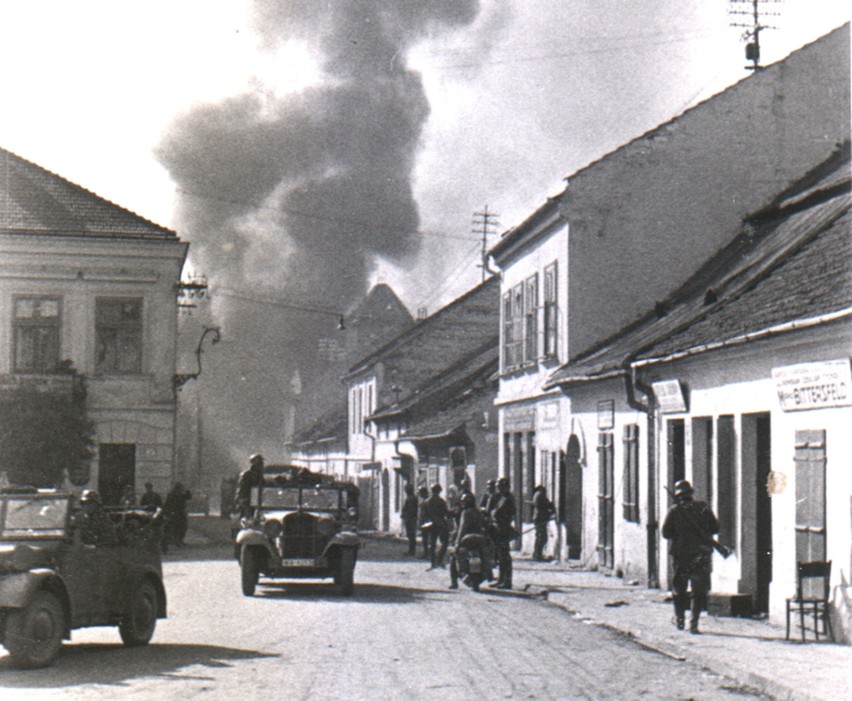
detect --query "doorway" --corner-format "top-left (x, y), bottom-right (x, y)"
top-left (597, 432), bottom-right (615, 569)
top-left (740, 413), bottom-right (772, 613)
top-left (564, 435), bottom-right (583, 560)
top-left (98, 443), bottom-right (135, 506)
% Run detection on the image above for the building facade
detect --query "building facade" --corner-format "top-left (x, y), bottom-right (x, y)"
top-left (0, 147), bottom-right (188, 503)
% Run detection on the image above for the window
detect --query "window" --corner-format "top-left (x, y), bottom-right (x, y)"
top-left (95, 298), bottom-right (142, 374)
top-left (543, 262), bottom-right (558, 358)
top-left (524, 274), bottom-right (538, 362)
top-left (502, 292), bottom-right (514, 369)
top-left (13, 296), bottom-right (61, 373)
top-left (501, 285), bottom-right (525, 371)
top-left (622, 424), bottom-right (640, 523)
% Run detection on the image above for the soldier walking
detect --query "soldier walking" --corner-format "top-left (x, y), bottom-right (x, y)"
top-left (421, 483), bottom-right (450, 569)
top-left (662, 479), bottom-right (721, 634)
top-left (531, 485), bottom-right (555, 562)
top-left (400, 482), bottom-right (419, 556)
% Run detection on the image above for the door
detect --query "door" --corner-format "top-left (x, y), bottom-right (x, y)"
top-left (794, 430), bottom-right (826, 562)
top-left (564, 435), bottom-right (583, 560)
top-left (740, 413), bottom-right (773, 614)
top-left (98, 444), bottom-right (136, 506)
top-left (597, 432), bottom-right (614, 570)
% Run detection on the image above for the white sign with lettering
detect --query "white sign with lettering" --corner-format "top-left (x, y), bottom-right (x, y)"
top-left (652, 380), bottom-right (687, 413)
top-left (772, 359), bottom-right (852, 411)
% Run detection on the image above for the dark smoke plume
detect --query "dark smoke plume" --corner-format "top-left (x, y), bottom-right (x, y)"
top-left (157, 0), bottom-right (480, 474)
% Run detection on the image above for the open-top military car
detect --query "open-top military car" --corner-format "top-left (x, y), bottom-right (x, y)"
top-left (235, 469), bottom-right (359, 596)
top-left (0, 487), bottom-right (166, 668)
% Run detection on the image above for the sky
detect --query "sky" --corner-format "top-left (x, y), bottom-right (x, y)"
top-left (0, 0), bottom-right (849, 317)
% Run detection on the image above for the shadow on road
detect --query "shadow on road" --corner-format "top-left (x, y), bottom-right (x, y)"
top-left (256, 581), bottom-right (449, 604)
top-left (0, 643), bottom-right (278, 688)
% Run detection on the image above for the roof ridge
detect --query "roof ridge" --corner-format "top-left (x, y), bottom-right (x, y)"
top-left (0, 145), bottom-right (176, 237)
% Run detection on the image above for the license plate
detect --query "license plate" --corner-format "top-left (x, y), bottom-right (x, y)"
top-left (282, 558), bottom-right (314, 567)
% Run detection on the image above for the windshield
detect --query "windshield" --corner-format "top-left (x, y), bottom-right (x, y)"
top-left (252, 486), bottom-right (343, 511)
top-left (1, 496), bottom-right (70, 539)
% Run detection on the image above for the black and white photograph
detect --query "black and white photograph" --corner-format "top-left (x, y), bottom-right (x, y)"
top-left (0, 1), bottom-right (850, 699)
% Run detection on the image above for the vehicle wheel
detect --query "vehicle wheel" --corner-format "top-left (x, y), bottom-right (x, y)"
top-left (119, 581), bottom-right (158, 646)
top-left (4, 590), bottom-right (65, 669)
top-left (338, 549), bottom-right (356, 596)
top-left (241, 548), bottom-right (259, 597)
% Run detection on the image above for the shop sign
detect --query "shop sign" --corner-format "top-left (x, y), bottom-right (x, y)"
top-left (597, 400), bottom-right (614, 430)
top-left (772, 359), bottom-right (852, 411)
top-left (652, 380), bottom-right (687, 413)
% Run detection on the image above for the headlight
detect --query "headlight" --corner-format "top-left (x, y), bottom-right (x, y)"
top-left (263, 520), bottom-right (282, 539)
top-left (346, 507), bottom-right (358, 521)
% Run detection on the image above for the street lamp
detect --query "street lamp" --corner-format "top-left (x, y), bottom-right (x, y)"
top-left (173, 326), bottom-right (221, 391)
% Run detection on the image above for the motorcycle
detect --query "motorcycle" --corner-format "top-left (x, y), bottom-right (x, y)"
top-left (453, 533), bottom-right (492, 591)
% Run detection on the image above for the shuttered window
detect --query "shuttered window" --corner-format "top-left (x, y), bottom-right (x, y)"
top-left (794, 430), bottom-right (827, 564)
top-left (597, 432), bottom-right (615, 569)
top-left (622, 424), bottom-right (640, 523)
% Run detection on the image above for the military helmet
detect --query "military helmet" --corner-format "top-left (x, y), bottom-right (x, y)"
top-left (460, 493), bottom-right (475, 509)
top-left (674, 479), bottom-right (694, 497)
top-left (431, 483), bottom-right (442, 493)
top-left (250, 453), bottom-right (264, 466)
top-left (497, 476), bottom-right (510, 487)
top-left (80, 489), bottom-right (101, 505)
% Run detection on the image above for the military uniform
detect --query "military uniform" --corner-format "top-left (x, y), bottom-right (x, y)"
top-left (662, 481), bottom-right (720, 633)
top-left (491, 481), bottom-right (517, 589)
top-left (400, 488), bottom-right (419, 556)
top-left (421, 489), bottom-right (450, 568)
top-left (531, 487), bottom-right (554, 561)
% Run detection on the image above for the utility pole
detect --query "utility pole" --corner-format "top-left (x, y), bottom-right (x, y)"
top-left (728, 0), bottom-right (782, 71)
top-left (472, 205), bottom-right (500, 281)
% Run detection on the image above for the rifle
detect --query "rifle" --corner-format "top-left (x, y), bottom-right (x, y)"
top-left (664, 485), bottom-right (732, 559)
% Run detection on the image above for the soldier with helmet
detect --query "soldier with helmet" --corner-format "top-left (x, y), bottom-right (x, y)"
top-left (77, 490), bottom-right (117, 546)
top-left (490, 476), bottom-right (517, 589)
top-left (662, 479), bottom-right (721, 634)
top-left (421, 483), bottom-right (450, 569)
top-left (236, 453), bottom-right (265, 518)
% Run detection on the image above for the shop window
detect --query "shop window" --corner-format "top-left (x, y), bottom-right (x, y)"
top-left (13, 296), bottom-right (61, 373)
top-left (95, 298), bottom-right (142, 374)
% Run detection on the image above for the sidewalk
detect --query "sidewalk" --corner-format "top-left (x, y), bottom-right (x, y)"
top-left (507, 557), bottom-right (851, 701)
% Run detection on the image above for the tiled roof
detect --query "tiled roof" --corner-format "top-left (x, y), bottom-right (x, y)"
top-left (345, 276), bottom-right (500, 409)
top-left (546, 144), bottom-right (851, 386)
top-left (0, 147), bottom-right (176, 239)
top-left (289, 405), bottom-right (348, 447)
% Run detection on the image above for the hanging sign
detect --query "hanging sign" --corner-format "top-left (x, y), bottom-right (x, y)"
top-left (772, 359), bottom-right (852, 411)
top-left (652, 380), bottom-right (687, 413)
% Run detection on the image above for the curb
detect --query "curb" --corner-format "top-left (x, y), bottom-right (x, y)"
top-left (542, 590), bottom-right (827, 701)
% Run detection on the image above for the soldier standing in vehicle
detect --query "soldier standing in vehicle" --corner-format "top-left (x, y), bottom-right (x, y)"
top-left (490, 476), bottom-right (517, 589)
top-left (400, 482), bottom-right (419, 556)
top-left (662, 479), bottom-right (720, 634)
top-left (236, 453), bottom-right (265, 518)
top-left (140, 482), bottom-right (163, 511)
top-left (77, 490), bottom-right (117, 546)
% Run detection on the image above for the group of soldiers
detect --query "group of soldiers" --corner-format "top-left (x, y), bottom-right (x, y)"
top-left (401, 476), bottom-right (521, 590)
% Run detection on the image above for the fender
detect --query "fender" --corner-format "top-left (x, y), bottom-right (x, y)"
top-left (237, 530), bottom-right (278, 562)
top-left (323, 530), bottom-right (359, 556)
top-left (0, 569), bottom-right (62, 609)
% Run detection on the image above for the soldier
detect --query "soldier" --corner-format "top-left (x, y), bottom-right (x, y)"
top-left (400, 482), bottom-right (419, 556)
top-left (662, 479), bottom-right (721, 634)
top-left (421, 483), bottom-right (450, 569)
top-left (531, 485), bottom-right (555, 562)
top-left (479, 479), bottom-right (496, 511)
top-left (163, 482), bottom-right (192, 547)
top-left (140, 482), bottom-right (163, 511)
top-left (236, 453), bottom-right (265, 518)
top-left (416, 485), bottom-right (430, 559)
top-left (490, 476), bottom-right (517, 589)
top-left (77, 490), bottom-right (117, 546)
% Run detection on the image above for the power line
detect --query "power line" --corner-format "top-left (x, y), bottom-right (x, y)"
top-left (176, 188), bottom-right (474, 242)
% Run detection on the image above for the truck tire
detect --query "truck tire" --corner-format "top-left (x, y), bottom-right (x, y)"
top-left (4, 590), bottom-right (65, 669)
top-left (241, 547), bottom-right (259, 596)
top-left (339, 548), bottom-right (355, 596)
top-left (119, 580), bottom-right (159, 646)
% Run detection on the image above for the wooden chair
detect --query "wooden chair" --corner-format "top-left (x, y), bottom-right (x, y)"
top-left (785, 561), bottom-right (834, 642)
